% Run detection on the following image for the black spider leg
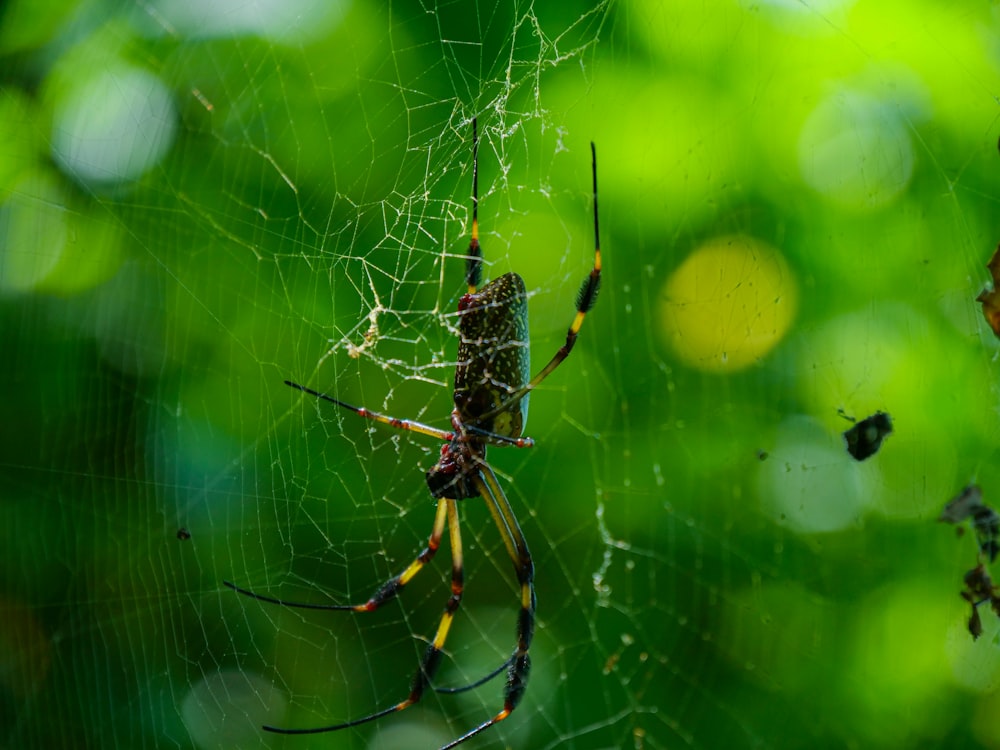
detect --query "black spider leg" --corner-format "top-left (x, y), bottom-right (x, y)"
top-left (439, 462), bottom-right (535, 749)
top-left (224, 494), bottom-right (451, 618)
top-left (285, 379), bottom-right (531, 449)
top-left (223, 381), bottom-right (459, 612)
top-left (466, 117), bottom-right (482, 294)
top-left (432, 654), bottom-right (516, 694)
top-left (464, 421), bottom-right (534, 447)
top-left (284, 380), bottom-right (455, 442)
top-left (477, 141), bottom-right (602, 426)
top-left (258, 497), bottom-right (466, 735)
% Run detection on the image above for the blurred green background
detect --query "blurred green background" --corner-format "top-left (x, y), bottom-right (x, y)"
top-left (4, 0), bottom-right (1000, 748)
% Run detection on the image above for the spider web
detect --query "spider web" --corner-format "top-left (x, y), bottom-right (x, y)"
top-left (5, 1), bottom-right (1000, 749)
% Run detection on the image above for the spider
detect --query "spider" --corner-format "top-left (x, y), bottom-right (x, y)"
top-left (224, 118), bottom-right (601, 749)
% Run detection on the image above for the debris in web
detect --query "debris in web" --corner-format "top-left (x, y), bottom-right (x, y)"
top-left (839, 410), bottom-right (892, 461)
top-left (959, 564), bottom-right (1000, 640)
top-left (976, 244), bottom-right (1000, 338)
top-left (940, 484), bottom-right (1000, 563)
top-left (940, 484), bottom-right (1000, 639)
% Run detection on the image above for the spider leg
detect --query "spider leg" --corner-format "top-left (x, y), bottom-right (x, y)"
top-left (262, 498), bottom-right (466, 736)
top-left (285, 380), bottom-right (454, 442)
top-left (433, 653), bottom-right (515, 694)
top-left (224, 497), bottom-right (450, 613)
top-left (466, 117), bottom-right (482, 294)
top-left (463, 422), bottom-right (534, 448)
top-left (441, 463), bottom-right (534, 749)
top-left (476, 142), bottom-right (601, 424)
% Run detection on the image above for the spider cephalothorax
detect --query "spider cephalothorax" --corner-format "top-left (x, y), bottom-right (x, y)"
top-left (426, 419), bottom-right (486, 500)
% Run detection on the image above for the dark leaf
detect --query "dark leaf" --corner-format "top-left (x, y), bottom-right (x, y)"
top-left (969, 607), bottom-right (983, 640)
top-left (977, 245), bottom-right (1000, 338)
top-left (940, 484), bottom-right (984, 524)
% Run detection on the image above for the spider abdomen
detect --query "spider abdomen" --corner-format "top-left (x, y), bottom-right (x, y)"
top-left (454, 272), bottom-right (530, 437)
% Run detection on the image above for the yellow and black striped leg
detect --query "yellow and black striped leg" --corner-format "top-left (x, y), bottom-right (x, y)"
top-left (441, 465), bottom-right (535, 749)
top-left (224, 497), bottom-right (450, 614)
top-left (259, 498), bottom-right (465, 736)
top-left (465, 117), bottom-right (482, 295)
top-left (394, 498), bottom-right (465, 710)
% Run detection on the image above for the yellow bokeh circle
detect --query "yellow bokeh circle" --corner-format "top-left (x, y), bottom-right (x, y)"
top-left (658, 235), bottom-right (797, 372)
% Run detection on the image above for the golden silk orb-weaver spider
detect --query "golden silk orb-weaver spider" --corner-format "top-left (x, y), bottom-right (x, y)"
top-left (224, 118), bottom-right (602, 749)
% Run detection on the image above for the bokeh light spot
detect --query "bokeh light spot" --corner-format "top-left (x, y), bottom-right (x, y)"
top-left (757, 414), bottom-right (870, 533)
top-left (798, 89), bottom-right (914, 210)
top-left (844, 581), bottom-right (953, 745)
top-left (945, 612), bottom-right (1000, 693)
top-left (181, 670), bottom-right (286, 750)
top-left (51, 65), bottom-right (176, 187)
top-left (658, 235), bottom-right (797, 372)
top-left (0, 171), bottom-right (68, 294)
top-left (141, 0), bottom-right (349, 42)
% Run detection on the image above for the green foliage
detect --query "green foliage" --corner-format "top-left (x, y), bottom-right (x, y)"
top-left (3, 1), bottom-right (1000, 748)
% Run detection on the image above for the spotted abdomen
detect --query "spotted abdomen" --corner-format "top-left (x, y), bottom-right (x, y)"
top-left (454, 272), bottom-right (530, 437)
